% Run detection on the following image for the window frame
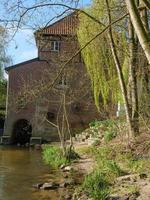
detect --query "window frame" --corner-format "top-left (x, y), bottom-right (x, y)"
top-left (50, 41), bottom-right (60, 52)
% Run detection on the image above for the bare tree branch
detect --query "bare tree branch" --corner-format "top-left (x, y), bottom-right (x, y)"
top-left (141, 0), bottom-right (150, 9)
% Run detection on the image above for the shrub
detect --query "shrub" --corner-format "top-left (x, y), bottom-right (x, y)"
top-left (104, 130), bottom-right (116, 142)
top-left (89, 120), bottom-right (102, 128)
top-left (42, 145), bottom-right (67, 168)
top-left (83, 170), bottom-right (110, 200)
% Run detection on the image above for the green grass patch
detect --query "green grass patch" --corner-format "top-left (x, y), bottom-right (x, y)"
top-left (42, 145), bottom-right (68, 168)
top-left (42, 145), bottom-right (80, 169)
top-left (104, 130), bottom-right (116, 142)
top-left (83, 170), bottom-right (110, 200)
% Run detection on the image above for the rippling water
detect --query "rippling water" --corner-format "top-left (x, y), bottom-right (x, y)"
top-left (0, 146), bottom-right (64, 200)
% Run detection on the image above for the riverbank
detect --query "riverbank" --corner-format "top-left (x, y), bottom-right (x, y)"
top-left (72, 131), bottom-right (150, 200)
top-left (39, 119), bottom-right (150, 200)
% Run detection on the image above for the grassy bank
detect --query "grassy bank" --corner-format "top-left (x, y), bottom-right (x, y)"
top-left (42, 119), bottom-right (150, 200)
top-left (73, 119), bottom-right (150, 200)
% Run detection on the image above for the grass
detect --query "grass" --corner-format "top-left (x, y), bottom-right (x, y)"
top-left (42, 145), bottom-right (68, 168)
top-left (73, 119), bottom-right (150, 200)
top-left (79, 146), bottom-right (125, 200)
top-left (116, 152), bottom-right (150, 175)
top-left (83, 170), bottom-right (110, 200)
top-left (42, 145), bottom-right (80, 169)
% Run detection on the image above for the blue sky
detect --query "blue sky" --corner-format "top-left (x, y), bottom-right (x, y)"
top-left (3, 0), bottom-right (91, 66)
top-left (8, 29), bottom-right (37, 65)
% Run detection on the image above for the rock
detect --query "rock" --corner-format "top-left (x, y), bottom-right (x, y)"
top-left (59, 182), bottom-right (68, 188)
top-left (130, 191), bottom-right (140, 200)
top-left (63, 166), bottom-right (73, 172)
top-left (107, 195), bottom-right (121, 200)
top-left (32, 183), bottom-right (43, 189)
top-left (139, 173), bottom-right (147, 179)
top-left (60, 164), bottom-right (66, 169)
top-left (108, 191), bottom-right (140, 200)
top-left (116, 174), bottom-right (139, 183)
top-left (40, 182), bottom-right (59, 190)
top-left (64, 194), bottom-right (72, 199)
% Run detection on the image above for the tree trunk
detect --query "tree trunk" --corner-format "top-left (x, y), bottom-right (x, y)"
top-left (105, 0), bottom-right (134, 140)
top-left (125, 0), bottom-right (150, 64)
top-left (128, 19), bottom-right (139, 134)
top-left (139, 1), bottom-right (150, 117)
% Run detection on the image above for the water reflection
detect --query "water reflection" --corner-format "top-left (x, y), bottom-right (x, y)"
top-left (0, 146), bottom-right (62, 200)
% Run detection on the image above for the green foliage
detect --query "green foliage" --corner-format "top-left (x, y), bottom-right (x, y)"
top-left (116, 151), bottom-right (150, 175)
top-left (89, 119), bottom-right (117, 128)
top-left (0, 80), bottom-right (7, 104)
top-left (42, 145), bottom-right (67, 168)
top-left (89, 119), bottom-right (118, 142)
top-left (81, 146), bottom-right (125, 199)
top-left (128, 159), bottom-right (144, 173)
top-left (0, 26), bottom-right (9, 112)
top-left (77, 0), bottom-right (128, 109)
top-left (83, 170), bottom-right (110, 200)
top-left (42, 145), bottom-right (80, 169)
top-left (92, 138), bottom-right (100, 146)
top-left (89, 119), bottom-right (103, 128)
top-left (92, 147), bottom-right (124, 181)
top-left (104, 130), bottom-right (116, 142)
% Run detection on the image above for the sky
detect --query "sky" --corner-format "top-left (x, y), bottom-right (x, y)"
top-left (8, 29), bottom-right (37, 65)
top-left (4, 0), bottom-right (91, 66)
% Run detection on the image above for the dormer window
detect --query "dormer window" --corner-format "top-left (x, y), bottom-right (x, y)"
top-left (50, 41), bottom-right (60, 51)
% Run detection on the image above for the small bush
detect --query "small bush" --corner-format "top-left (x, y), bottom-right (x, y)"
top-left (83, 170), bottom-right (110, 200)
top-left (89, 120), bottom-right (102, 128)
top-left (42, 145), bottom-right (67, 168)
top-left (104, 130), bottom-right (116, 142)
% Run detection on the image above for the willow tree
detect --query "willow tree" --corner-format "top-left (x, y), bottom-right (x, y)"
top-left (78, 1), bottom-right (127, 108)
top-left (0, 26), bottom-right (9, 112)
top-left (77, 0), bottom-right (140, 139)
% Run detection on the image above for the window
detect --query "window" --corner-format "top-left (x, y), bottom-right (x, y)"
top-left (57, 75), bottom-right (68, 89)
top-left (50, 41), bottom-right (60, 51)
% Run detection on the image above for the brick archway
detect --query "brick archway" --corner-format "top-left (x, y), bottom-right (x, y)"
top-left (12, 119), bottom-right (32, 145)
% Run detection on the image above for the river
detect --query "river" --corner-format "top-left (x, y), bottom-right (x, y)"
top-left (0, 146), bottom-right (65, 200)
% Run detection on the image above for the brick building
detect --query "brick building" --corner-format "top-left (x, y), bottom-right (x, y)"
top-left (3, 12), bottom-right (102, 144)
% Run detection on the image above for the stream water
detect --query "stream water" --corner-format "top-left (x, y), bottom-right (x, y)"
top-left (0, 146), bottom-right (65, 200)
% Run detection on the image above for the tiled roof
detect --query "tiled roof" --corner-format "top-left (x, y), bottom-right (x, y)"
top-left (38, 12), bottom-right (78, 35)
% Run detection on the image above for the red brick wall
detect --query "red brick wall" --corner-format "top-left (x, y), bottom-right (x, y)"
top-left (4, 24), bottom-right (103, 141)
